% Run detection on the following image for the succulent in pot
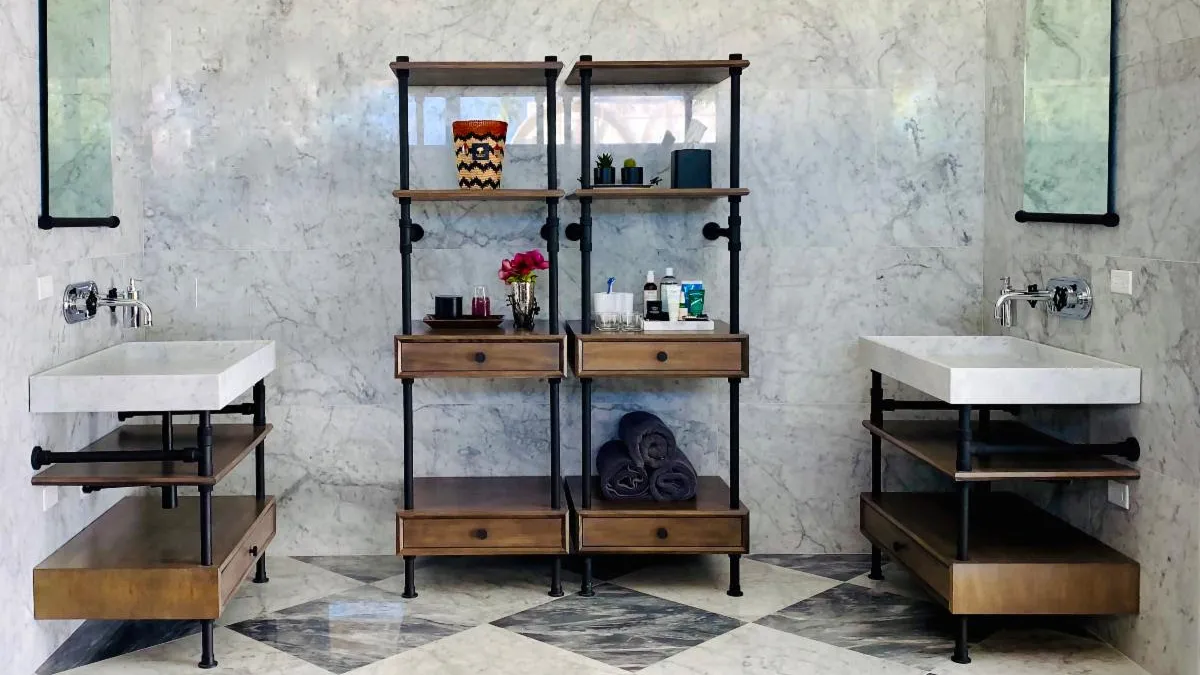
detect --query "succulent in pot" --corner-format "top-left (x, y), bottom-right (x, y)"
top-left (593, 153), bottom-right (616, 185)
top-left (620, 157), bottom-right (644, 186)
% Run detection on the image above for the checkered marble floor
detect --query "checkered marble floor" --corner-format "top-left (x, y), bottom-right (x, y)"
top-left (42, 555), bottom-right (1149, 675)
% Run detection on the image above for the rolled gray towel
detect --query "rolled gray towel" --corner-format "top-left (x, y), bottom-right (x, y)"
top-left (649, 455), bottom-right (698, 501)
top-left (596, 439), bottom-right (650, 500)
top-left (618, 411), bottom-right (678, 469)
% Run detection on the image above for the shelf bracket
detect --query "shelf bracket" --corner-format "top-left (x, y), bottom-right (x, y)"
top-left (702, 221), bottom-right (727, 240)
top-left (564, 222), bottom-right (582, 242)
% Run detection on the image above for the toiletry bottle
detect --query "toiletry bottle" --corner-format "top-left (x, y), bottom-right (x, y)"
top-left (643, 271), bottom-right (658, 318)
top-left (660, 268), bottom-right (681, 321)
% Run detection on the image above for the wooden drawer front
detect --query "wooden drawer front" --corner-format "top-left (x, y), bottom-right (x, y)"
top-left (581, 341), bottom-right (746, 376)
top-left (581, 516), bottom-right (747, 552)
top-left (861, 498), bottom-right (951, 604)
top-left (400, 516), bottom-right (566, 553)
top-left (398, 341), bottom-right (561, 377)
top-left (218, 500), bottom-right (276, 609)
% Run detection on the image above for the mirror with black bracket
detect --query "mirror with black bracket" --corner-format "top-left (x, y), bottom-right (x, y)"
top-left (1015, 0), bottom-right (1119, 227)
top-left (37, 0), bottom-right (119, 230)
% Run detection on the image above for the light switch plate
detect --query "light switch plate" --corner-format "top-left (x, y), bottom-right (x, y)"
top-left (1110, 269), bottom-right (1133, 295)
top-left (37, 275), bottom-right (54, 300)
top-left (1107, 480), bottom-right (1130, 510)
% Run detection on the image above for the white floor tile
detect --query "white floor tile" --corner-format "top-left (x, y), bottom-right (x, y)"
top-left (929, 629), bottom-right (1152, 675)
top-left (845, 562), bottom-right (934, 602)
top-left (57, 628), bottom-right (332, 675)
top-left (218, 555), bottom-right (364, 626)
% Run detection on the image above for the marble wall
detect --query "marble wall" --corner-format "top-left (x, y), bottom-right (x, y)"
top-left (135, 0), bottom-right (986, 557)
top-left (984, 0), bottom-right (1200, 673)
top-left (0, 0), bottom-right (145, 671)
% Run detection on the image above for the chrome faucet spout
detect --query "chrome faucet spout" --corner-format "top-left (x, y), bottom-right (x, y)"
top-left (97, 296), bottom-right (153, 327)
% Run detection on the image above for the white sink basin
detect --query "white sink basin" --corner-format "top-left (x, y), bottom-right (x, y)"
top-left (859, 336), bottom-right (1140, 405)
top-left (30, 341), bottom-right (276, 413)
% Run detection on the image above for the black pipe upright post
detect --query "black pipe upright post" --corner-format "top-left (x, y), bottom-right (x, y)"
top-left (252, 379), bottom-right (269, 584)
top-left (160, 412), bottom-right (177, 509)
top-left (953, 404), bottom-right (972, 664)
top-left (396, 55), bottom-right (419, 601)
top-left (197, 411), bottom-right (216, 668)
top-left (868, 371), bottom-right (884, 580)
top-left (546, 59), bottom-right (563, 597)
top-left (956, 405), bottom-right (973, 472)
top-left (579, 56), bottom-right (593, 334)
top-left (724, 54), bottom-right (745, 597)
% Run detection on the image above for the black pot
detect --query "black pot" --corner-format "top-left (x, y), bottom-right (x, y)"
top-left (620, 166), bottom-right (644, 185)
top-left (593, 167), bottom-right (616, 185)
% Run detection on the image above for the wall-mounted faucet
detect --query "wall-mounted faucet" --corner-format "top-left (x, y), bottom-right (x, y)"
top-left (994, 275), bottom-right (1092, 327)
top-left (63, 279), bottom-right (153, 327)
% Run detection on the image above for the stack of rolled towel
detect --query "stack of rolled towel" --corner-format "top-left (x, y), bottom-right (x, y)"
top-left (596, 411), bottom-right (698, 502)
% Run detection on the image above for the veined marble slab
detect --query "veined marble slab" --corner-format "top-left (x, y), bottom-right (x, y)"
top-left (858, 336), bottom-right (1140, 405)
top-left (29, 341), bottom-right (275, 413)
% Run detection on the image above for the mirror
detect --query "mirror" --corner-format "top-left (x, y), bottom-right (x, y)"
top-left (38, 0), bottom-right (119, 229)
top-left (1018, 0), bottom-right (1118, 225)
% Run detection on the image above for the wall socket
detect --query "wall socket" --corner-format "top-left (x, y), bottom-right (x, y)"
top-left (1110, 269), bottom-right (1134, 295)
top-left (1107, 480), bottom-right (1131, 510)
top-left (42, 486), bottom-right (59, 511)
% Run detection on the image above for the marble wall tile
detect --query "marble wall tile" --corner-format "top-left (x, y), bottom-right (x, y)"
top-left (0, 50), bottom-right (38, 269)
top-left (1120, 0), bottom-right (1200, 58)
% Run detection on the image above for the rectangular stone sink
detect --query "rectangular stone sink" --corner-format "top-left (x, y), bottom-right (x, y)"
top-left (859, 336), bottom-right (1140, 405)
top-left (30, 341), bottom-right (276, 413)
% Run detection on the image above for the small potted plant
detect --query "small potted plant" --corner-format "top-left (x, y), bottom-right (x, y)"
top-left (593, 153), bottom-right (616, 185)
top-left (498, 249), bottom-right (549, 330)
top-left (620, 158), bottom-right (643, 185)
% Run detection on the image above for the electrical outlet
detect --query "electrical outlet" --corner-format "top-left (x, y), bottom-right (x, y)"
top-left (42, 486), bottom-right (59, 511)
top-left (37, 275), bottom-right (54, 300)
top-left (1110, 269), bottom-right (1133, 295)
top-left (1107, 480), bottom-right (1130, 510)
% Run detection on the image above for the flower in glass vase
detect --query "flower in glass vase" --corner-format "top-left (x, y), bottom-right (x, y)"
top-left (498, 249), bottom-right (548, 329)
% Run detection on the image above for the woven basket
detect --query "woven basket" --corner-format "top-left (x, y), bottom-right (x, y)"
top-left (453, 120), bottom-right (508, 189)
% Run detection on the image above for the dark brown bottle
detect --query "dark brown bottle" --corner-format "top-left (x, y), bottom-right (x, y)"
top-left (643, 271), bottom-right (659, 318)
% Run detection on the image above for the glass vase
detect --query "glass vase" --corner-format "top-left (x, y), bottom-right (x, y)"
top-left (506, 281), bottom-right (539, 330)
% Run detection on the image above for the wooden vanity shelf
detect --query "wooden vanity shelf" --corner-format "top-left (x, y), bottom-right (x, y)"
top-left (396, 477), bottom-right (567, 556)
top-left (565, 58), bottom-right (749, 85)
top-left (395, 323), bottom-right (565, 379)
top-left (565, 320), bottom-right (749, 378)
top-left (32, 423), bottom-right (272, 487)
top-left (392, 189), bottom-right (565, 201)
top-left (863, 420), bottom-right (1140, 482)
top-left (34, 496), bottom-right (276, 620)
top-left (568, 188), bottom-right (750, 200)
top-left (565, 476), bottom-right (748, 554)
top-left (861, 491), bottom-right (1138, 615)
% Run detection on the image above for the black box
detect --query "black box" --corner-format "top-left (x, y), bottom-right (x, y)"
top-left (670, 149), bottom-right (712, 189)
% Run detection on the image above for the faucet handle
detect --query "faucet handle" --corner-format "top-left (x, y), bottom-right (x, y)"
top-left (128, 277), bottom-right (142, 292)
top-left (999, 276), bottom-right (1012, 292)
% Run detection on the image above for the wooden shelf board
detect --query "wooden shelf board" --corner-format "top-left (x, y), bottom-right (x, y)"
top-left (389, 61), bottom-right (563, 87)
top-left (399, 321), bottom-right (563, 341)
top-left (400, 476), bottom-right (565, 517)
top-left (565, 476), bottom-right (747, 516)
top-left (393, 189), bottom-right (564, 202)
top-left (34, 496), bottom-right (275, 619)
top-left (568, 187), bottom-right (749, 200)
top-left (32, 423), bottom-right (272, 487)
top-left (863, 491), bottom-right (1135, 566)
top-left (565, 59), bottom-right (750, 85)
top-left (864, 420), bottom-right (1140, 482)
top-left (565, 319), bottom-right (743, 342)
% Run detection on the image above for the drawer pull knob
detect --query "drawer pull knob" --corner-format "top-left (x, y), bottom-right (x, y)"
top-left (472, 528), bottom-right (489, 540)
top-left (474, 352), bottom-right (487, 363)
top-left (656, 527), bottom-right (669, 539)
top-left (893, 541), bottom-right (907, 552)
top-left (249, 545), bottom-right (259, 557)
top-left (656, 351), bottom-right (669, 362)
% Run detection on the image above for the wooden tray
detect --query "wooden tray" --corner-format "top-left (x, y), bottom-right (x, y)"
top-left (423, 315), bottom-right (505, 330)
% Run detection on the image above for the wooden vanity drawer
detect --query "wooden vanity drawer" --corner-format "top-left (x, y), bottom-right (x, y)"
top-left (218, 499), bottom-right (276, 608)
top-left (399, 515), bottom-right (567, 554)
top-left (397, 340), bottom-right (563, 378)
top-left (579, 515), bottom-right (747, 552)
top-left (579, 341), bottom-right (747, 377)
top-left (860, 495), bottom-right (951, 604)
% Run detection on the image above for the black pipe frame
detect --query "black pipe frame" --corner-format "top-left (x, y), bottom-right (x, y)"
top-left (252, 379), bottom-right (269, 584)
top-left (36, 0), bottom-right (119, 231)
top-left (545, 55), bottom-right (565, 598)
top-left (197, 411), bottom-right (217, 669)
top-left (725, 57), bottom-right (744, 597)
top-left (31, 446), bottom-right (198, 469)
top-left (868, 370), bottom-right (884, 580)
top-left (577, 54), bottom-right (596, 598)
top-left (161, 412), bottom-right (178, 509)
top-left (118, 402), bottom-right (256, 420)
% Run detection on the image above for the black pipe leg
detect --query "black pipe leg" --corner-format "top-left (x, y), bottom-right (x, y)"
top-left (952, 615), bottom-right (971, 664)
top-left (580, 557), bottom-right (595, 596)
top-left (253, 554), bottom-right (269, 584)
top-left (727, 554), bottom-right (744, 597)
top-left (549, 557), bottom-right (564, 597)
top-left (198, 619), bottom-right (217, 669)
top-left (869, 546), bottom-right (884, 580)
top-left (402, 556), bottom-right (418, 598)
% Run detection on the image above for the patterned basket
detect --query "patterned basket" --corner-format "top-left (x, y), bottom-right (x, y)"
top-left (453, 120), bottom-right (508, 189)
